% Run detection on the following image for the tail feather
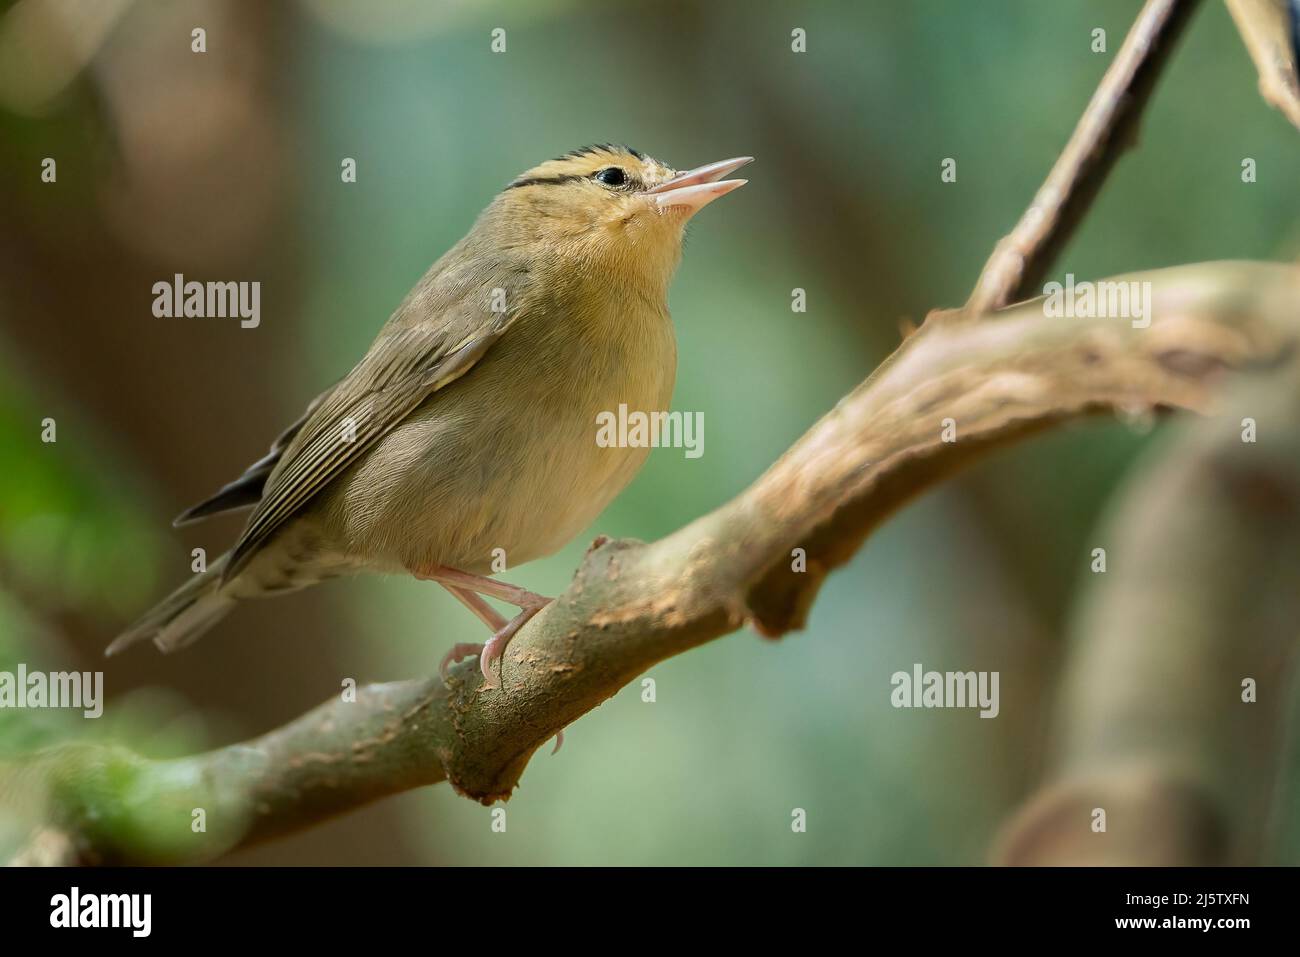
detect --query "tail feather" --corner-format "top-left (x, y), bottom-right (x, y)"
top-left (107, 554), bottom-right (236, 656)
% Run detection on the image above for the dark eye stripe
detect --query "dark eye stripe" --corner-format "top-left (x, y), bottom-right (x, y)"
top-left (505, 171), bottom-right (642, 191)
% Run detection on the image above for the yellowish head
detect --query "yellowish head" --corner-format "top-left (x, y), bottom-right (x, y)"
top-left (483, 145), bottom-right (750, 296)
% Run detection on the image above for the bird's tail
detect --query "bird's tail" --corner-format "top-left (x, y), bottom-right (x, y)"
top-left (106, 553), bottom-right (236, 656)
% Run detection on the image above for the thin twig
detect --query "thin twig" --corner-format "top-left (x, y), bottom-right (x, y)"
top-left (1226, 0), bottom-right (1300, 131)
top-left (964, 0), bottom-right (1201, 315)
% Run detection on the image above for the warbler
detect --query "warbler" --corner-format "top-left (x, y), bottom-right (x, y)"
top-left (108, 145), bottom-right (750, 686)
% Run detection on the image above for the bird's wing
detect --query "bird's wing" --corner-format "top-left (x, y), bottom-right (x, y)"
top-left (172, 382), bottom-right (341, 527)
top-left (221, 299), bottom-right (519, 583)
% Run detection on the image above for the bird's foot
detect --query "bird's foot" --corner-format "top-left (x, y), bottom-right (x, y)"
top-left (419, 565), bottom-right (553, 688)
top-left (477, 593), bottom-right (551, 688)
top-left (439, 641), bottom-right (486, 681)
top-left (428, 571), bottom-right (562, 751)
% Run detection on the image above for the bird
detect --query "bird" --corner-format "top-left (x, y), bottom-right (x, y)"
top-left (107, 144), bottom-right (750, 688)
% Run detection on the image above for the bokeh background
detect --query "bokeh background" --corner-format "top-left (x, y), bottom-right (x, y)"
top-left (1, 0), bottom-right (1298, 864)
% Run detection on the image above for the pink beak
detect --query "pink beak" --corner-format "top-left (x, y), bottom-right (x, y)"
top-left (645, 156), bottom-right (752, 215)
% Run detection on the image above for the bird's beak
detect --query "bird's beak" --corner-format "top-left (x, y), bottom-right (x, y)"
top-left (646, 156), bottom-right (752, 215)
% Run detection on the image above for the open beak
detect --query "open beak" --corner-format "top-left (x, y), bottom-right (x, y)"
top-left (646, 156), bottom-right (751, 215)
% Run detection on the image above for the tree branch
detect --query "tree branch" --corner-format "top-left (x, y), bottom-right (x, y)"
top-left (6, 260), bottom-right (1298, 864)
top-left (993, 357), bottom-right (1300, 865)
top-left (964, 0), bottom-right (1201, 315)
top-left (1227, 0), bottom-right (1300, 132)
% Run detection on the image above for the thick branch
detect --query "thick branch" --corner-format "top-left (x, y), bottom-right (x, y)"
top-left (9, 260), bottom-right (1299, 865)
top-left (964, 0), bottom-right (1201, 314)
top-left (994, 358), bottom-right (1300, 865)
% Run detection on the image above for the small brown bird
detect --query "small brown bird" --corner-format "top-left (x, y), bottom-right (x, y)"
top-left (109, 145), bottom-right (750, 686)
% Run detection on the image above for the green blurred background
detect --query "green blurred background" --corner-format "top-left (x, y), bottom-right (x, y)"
top-left (1, 0), bottom-right (1298, 864)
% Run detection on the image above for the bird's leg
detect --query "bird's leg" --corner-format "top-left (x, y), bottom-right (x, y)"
top-left (422, 565), bottom-right (552, 609)
top-left (415, 565), bottom-right (552, 686)
top-left (435, 579), bottom-right (564, 752)
top-left (444, 584), bottom-right (508, 630)
top-left (437, 585), bottom-right (506, 679)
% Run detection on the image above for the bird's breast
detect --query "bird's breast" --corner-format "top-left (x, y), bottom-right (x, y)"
top-left (332, 296), bottom-right (677, 574)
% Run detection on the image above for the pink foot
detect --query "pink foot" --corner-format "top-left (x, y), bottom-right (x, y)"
top-left (478, 596), bottom-right (552, 687)
top-left (421, 569), bottom-right (552, 688)
top-left (439, 642), bottom-right (485, 681)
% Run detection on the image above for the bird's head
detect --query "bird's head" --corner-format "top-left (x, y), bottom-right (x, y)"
top-left (485, 144), bottom-right (750, 296)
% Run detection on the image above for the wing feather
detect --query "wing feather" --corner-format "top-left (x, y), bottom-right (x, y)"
top-left (221, 307), bottom-right (515, 582)
top-left (172, 382), bottom-right (341, 526)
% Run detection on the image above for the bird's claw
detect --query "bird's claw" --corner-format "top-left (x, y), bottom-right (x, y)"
top-left (439, 642), bottom-right (485, 682)
top-left (478, 596), bottom-right (551, 688)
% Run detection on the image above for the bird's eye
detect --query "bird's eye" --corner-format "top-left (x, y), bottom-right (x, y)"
top-left (594, 167), bottom-right (627, 187)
